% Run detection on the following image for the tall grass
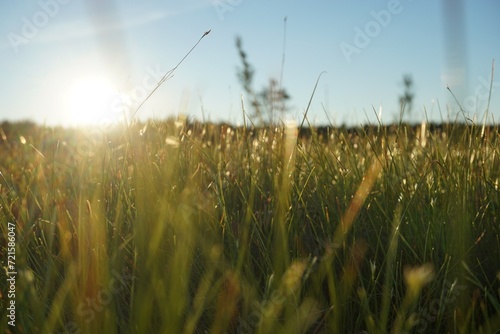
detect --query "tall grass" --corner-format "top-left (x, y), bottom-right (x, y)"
top-left (0, 118), bottom-right (499, 333)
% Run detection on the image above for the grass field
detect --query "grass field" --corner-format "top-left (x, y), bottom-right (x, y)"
top-left (1, 118), bottom-right (499, 333)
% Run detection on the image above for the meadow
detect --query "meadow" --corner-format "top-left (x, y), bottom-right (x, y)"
top-left (0, 118), bottom-right (499, 333)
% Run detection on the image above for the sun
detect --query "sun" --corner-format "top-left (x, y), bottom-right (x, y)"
top-left (65, 75), bottom-right (122, 126)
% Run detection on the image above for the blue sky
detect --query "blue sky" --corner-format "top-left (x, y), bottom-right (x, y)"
top-left (0, 0), bottom-right (499, 127)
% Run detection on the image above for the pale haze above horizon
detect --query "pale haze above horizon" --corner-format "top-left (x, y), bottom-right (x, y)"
top-left (0, 0), bottom-right (499, 127)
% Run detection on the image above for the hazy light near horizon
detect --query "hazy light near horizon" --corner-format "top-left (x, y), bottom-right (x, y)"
top-left (64, 75), bottom-right (122, 126)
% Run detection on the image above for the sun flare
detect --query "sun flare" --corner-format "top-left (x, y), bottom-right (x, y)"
top-left (65, 76), bottom-right (121, 126)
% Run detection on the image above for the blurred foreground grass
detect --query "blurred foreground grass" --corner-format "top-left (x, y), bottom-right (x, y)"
top-left (1, 119), bottom-right (499, 333)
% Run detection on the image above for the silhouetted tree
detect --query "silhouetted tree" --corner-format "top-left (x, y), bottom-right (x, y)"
top-left (235, 36), bottom-right (290, 124)
top-left (398, 74), bottom-right (415, 122)
top-left (235, 36), bottom-right (254, 97)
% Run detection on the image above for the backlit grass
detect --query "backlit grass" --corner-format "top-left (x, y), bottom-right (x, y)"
top-left (1, 119), bottom-right (499, 333)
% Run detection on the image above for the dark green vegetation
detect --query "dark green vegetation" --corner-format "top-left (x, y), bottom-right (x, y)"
top-left (1, 119), bottom-right (499, 333)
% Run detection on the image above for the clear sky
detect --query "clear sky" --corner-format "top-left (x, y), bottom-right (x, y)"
top-left (1, 0), bottom-right (499, 127)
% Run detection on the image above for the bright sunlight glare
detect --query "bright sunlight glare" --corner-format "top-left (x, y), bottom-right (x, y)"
top-left (65, 75), bottom-right (122, 126)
